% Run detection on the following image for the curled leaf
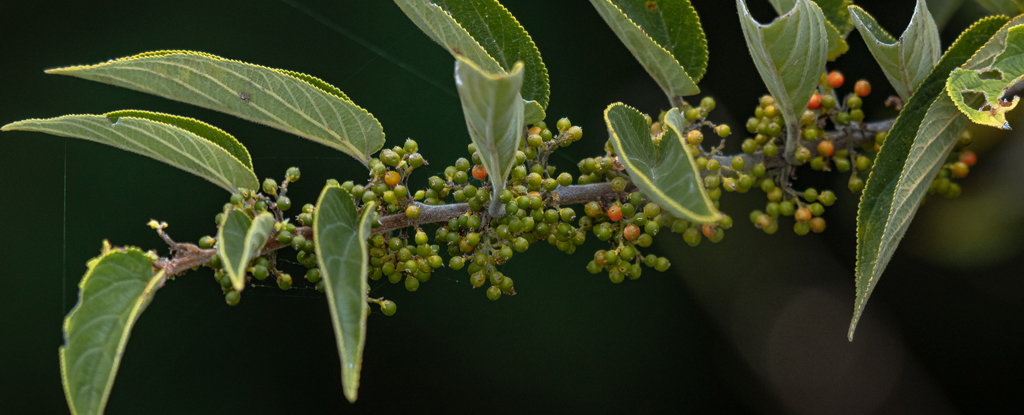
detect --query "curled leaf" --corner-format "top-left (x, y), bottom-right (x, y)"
top-left (850, 1), bottom-right (942, 101)
top-left (946, 24), bottom-right (1024, 129)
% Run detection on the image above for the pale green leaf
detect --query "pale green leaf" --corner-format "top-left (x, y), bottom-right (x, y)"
top-left (60, 244), bottom-right (166, 415)
top-left (852, 16), bottom-right (1009, 340)
top-left (589, 0), bottom-right (706, 102)
top-left (769, 0), bottom-right (853, 60)
top-left (605, 103), bottom-right (719, 223)
top-left (738, 0), bottom-right (828, 158)
top-left (850, 1), bottom-right (942, 101)
top-left (454, 56), bottom-right (525, 207)
top-left (1, 111), bottom-right (258, 192)
top-left (45, 51), bottom-right (384, 164)
top-left (313, 186), bottom-right (376, 403)
top-left (974, 0), bottom-right (1023, 15)
top-left (946, 24), bottom-right (1024, 129)
top-left (217, 210), bottom-right (275, 292)
top-left (393, 0), bottom-right (549, 122)
top-left (928, 0), bottom-right (966, 29)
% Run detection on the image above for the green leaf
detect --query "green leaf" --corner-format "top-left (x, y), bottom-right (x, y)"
top-left (1, 110), bottom-right (258, 192)
top-left (44, 51), bottom-right (384, 165)
top-left (946, 24), bottom-right (1024, 129)
top-left (849, 1), bottom-right (942, 101)
top-left (737, 0), bottom-right (828, 159)
top-left (974, 0), bottom-right (1023, 15)
top-left (604, 103), bottom-right (719, 223)
top-left (928, 0), bottom-right (966, 30)
top-left (589, 0), bottom-right (707, 102)
top-left (313, 186), bottom-right (376, 403)
top-left (60, 243), bottom-right (166, 415)
top-left (454, 56), bottom-right (525, 209)
top-left (769, 0), bottom-right (853, 60)
top-left (852, 15), bottom-right (1009, 340)
top-left (217, 210), bottom-right (275, 292)
top-left (393, 0), bottom-right (549, 123)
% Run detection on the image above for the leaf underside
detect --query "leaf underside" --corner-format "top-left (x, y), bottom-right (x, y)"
top-left (589, 0), bottom-right (705, 102)
top-left (770, 0), bottom-right (854, 60)
top-left (454, 56), bottom-right (525, 196)
top-left (314, 186), bottom-right (376, 403)
top-left (45, 51), bottom-right (384, 164)
top-left (947, 25), bottom-right (1024, 129)
top-left (1, 111), bottom-right (259, 192)
top-left (217, 210), bottom-right (275, 292)
top-left (393, 0), bottom-right (549, 123)
top-left (61, 245), bottom-right (165, 415)
top-left (737, 0), bottom-right (828, 147)
top-left (849, 1), bottom-right (942, 101)
top-left (851, 15), bottom-right (1009, 340)
top-left (604, 103), bottom-right (719, 224)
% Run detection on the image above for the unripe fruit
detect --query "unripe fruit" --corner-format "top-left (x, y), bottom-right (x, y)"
top-left (795, 207), bottom-right (812, 222)
top-left (687, 130), bottom-right (703, 145)
top-left (716, 125), bottom-right (731, 137)
top-left (556, 117), bottom-right (572, 133)
top-left (380, 300), bottom-right (397, 316)
top-left (794, 221), bottom-right (810, 235)
top-left (285, 167), bottom-right (301, 182)
top-left (486, 285), bottom-right (502, 300)
top-left (951, 161), bottom-right (969, 178)
top-left (742, 138), bottom-right (758, 154)
top-left (225, 291), bottom-right (241, 306)
top-left (810, 217), bottom-right (826, 233)
top-left (732, 156), bottom-right (746, 171)
top-left (262, 178), bottom-right (278, 196)
top-left (278, 273), bottom-right (293, 290)
top-left (405, 275), bottom-right (420, 292)
top-left (405, 205), bottom-right (421, 219)
top-left (763, 142), bottom-right (778, 158)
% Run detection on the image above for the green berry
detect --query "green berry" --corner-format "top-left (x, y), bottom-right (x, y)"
top-left (405, 276), bottom-right (420, 292)
top-left (763, 142), bottom-right (778, 158)
top-left (252, 265), bottom-right (269, 280)
top-left (731, 156), bottom-right (746, 171)
top-left (225, 291), bottom-right (240, 306)
top-left (381, 300), bottom-right (397, 316)
top-left (262, 178), bottom-right (278, 196)
top-left (486, 285), bottom-right (502, 300)
top-left (804, 188), bottom-right (818, 202)
top-left (306, 268), bottom-right (322, 283)
top-left (818, 190), bottom-right (836, 206)
top-left (285, 167), bottom-right (301, 182)
top-left (556, 117), bottom-right (572, 133)
top-left (655, 257), bottom-right (670, 272)
top-left (277, 273), bottom-right (293, 290)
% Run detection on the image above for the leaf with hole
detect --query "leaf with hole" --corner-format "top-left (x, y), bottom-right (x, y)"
top-left (852, 15), bottom-right (1009, 340)
top-left (217, 210), bottom-right (275, 292)
top-left (393, 0), bottom-right (549, 123)
top-left (44, 51), bottom-right (384, 165)
top-left (849, 1), bottom-right (942, 101)
top-left (737, 0), bottom-right (828, 159)
top-left (60, 244), bottom-right (166, 415)
top-left (946, 24), bottom-right (1024, 129)
top-left (605, 103), bottom-right (719, 224)
top-left (454, 56), bottom-right (524, 209)
top-left (1, 110), bottom-right (258, 192)
top-left (589, 0), bottom-right (707, 103)
top-left (313, 186), bottom-right (376, 403)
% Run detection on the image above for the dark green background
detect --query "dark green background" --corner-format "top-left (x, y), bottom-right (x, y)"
top-left (2, 0), bottom-right (1021, 413)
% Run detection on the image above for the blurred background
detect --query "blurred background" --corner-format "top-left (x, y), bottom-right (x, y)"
top-left (1, 0), bottom-right (1021, 413)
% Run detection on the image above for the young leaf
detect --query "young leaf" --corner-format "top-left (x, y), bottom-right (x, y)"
top-left (313, 186), bottom-right (376, 403)
top-left (454, 56), bottom-right (525, 213)
top-left (737, 0), bottom-right (828, 160)
top-left (1, 111), bottom-right (258, 192)
top-left (852, 16), bottom-right (1009, 340)
top-left (393, 0), bottom-right (549, 123)
top-left (849, 1), bottom-right (943, 101)
top-left (946, 25), bottom-right (1024, 129)
top-left (217, 210), bottom-right (275, 292)
top-left (974, 0), bottom-right (1023, 15)
top-left (589, 0), bottom-right (707, 103)
top-left (604, 103), bottom-right (719, 224)
top-left (769, 0), bottom-right (853, 60)
top-left (45, 51), bottom-right (384, 165)
top-left (60, 243), bottom-right (166, 415)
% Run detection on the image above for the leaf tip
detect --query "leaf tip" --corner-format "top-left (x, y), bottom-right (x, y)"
top-left (0, 122), bottom-right (16, 132)
top-left (343, 384), bottom-right (359, 403)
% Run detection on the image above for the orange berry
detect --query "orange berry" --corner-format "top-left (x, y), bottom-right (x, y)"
top-left (607, 205), bottom-right (623, 222)
top-left (827, 70), bottom-right (844, 89)
top-left (807, 93), bottom-right (822, 110)
top-left (817, 140), bottom-right (834, 157)
top-left (471, 164), bottom-right (487, 180)
top-left (795, 207), bottom-right (812, 222)
top-left (960, 151), bottom-right (977, 167)
top-left (854, 79), bottom-right (871, 97)
top-left (809, 217), bottom-right (826, 233)
top-left (384, 171), bottom-right (401, 186)
top-left (701, 224), bottom-right (717, 238)
top-left (528, 126), bottom-right (542, 136)
top-left (623, 224), bottom-right (640, 241)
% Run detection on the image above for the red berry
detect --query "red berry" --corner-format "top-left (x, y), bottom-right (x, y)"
top-left (827, 71), bottom-right (844, 89)
top-left (384, 171), bottom-right (400, 186)
top-left (607, 205), bottom-right (623, 222)
top-left (960, 151), bottom-right (977, 167)
top-left (471, 164), bottom-right (487, 180)
top-left (623, 224), bottom-right (640, 241)
top-left (817, 140), bottom-right (834, 157)
top-left (854, 79), bottom-right (871, 97)
top-left (807, 93), bottom-right (822, 110)
top-left (701, 224), bottom-right (717, 238)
